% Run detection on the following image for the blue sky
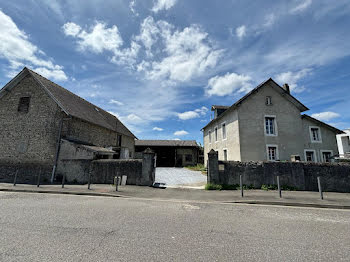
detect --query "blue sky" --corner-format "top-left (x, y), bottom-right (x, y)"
top-left (0, 0), bottom-right (349, 144)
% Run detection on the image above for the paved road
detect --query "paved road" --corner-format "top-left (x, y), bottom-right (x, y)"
top-left (1, 192), bottom-right (349, 261)
top-left (155, 167), bottom-right (207, 186)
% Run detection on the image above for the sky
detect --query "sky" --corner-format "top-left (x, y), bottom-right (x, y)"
top-left (0, 0), bottom-right (349, 144)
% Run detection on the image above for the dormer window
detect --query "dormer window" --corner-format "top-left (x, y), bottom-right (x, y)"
top-left (18, 97), bottom-right (30, 113)
top-left (266, 96), bottom-right (272, 105)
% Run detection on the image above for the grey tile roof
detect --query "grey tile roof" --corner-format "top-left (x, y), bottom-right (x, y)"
top-left (25, 68), bottom-right (136, 138)
top-left (135, 140), bottom-right (199, 147)
top-left (202, 78), bottom-right (309, 130)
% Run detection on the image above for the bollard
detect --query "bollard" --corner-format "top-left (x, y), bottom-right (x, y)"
top-left (13, 170), bottom-right (18, 186)
top-left (37, 170), bottom-right (41, 188)
top-left (240, 175), bottom-right (244, 197)
top-left (317, 176), bottom-right (323, 200)
top-left (277, 176), bottom-right (282, 198)
top-left (115, 176), bottom-right (120, 191)
top-left (88, 171), bottom-right (92, 190)
top-left (62, 173), bottom-right (66, 188)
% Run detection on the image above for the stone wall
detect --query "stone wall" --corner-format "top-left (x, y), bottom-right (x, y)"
top-left (0, 161), bottom-right (52, 184)
top-left (57, 150), bottom-right (155, 186)
top-left (209, 160), bottom-right (350, 192)
top-left (208, 151), bottom-right (350, 192)
top-left (0, 74), bottom-right (62, 164)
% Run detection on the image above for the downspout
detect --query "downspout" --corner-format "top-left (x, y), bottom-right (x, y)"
top-left (50, 115), bottom-right (64, 183)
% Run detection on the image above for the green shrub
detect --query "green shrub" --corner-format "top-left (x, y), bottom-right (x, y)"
top-left (186, 164), bottom-right (206, 172)
top-left (281, 185), bottom-right (298, 191)
top-left (261, 184), bottom-right (278, 191)
top-left (205, 183), bottom-right (222, 190)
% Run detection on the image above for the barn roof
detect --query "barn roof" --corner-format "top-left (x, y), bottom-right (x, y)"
top-left (0, 67), bottom-right (136, 138)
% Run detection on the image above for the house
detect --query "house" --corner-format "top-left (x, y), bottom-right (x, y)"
top-left (337, 129), bottom-right (350, 159)
top-left (202, 78), bottom-right (344, 164)
top-left (0, 67), bottom-right (136, 181)
top-left (135, 140), bottom-right (199, 167)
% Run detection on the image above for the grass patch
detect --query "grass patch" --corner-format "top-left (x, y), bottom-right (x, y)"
top-left (261, 184), bottom-right (298, 191)
top-left (185, 164), bottom-right (207, 174)
top-left (205, 183), bottom-right (222, 190)
top-left (205, 183), bottom-right (256, 190)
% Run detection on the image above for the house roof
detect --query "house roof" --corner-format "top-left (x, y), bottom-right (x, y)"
top-left (135, 140), bottom-right (199, 147)
top-left (211, 105), bottom-right (230, 110)
top-left (301, 114), bottom-right (344, 134)
top-left (0, 67), bottom-right (136, 138)
top-left (202, 78), bottom-right (309, 130)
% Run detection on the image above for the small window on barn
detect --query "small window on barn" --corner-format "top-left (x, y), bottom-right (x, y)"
top-left (18, 97), bottom-right (30, 113)
top-left (117, 135), bottom-right (122, 147)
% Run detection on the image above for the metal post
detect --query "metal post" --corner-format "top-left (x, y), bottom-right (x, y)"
top-left (240, 175), bottom-right (244, 197)
top-left (317, 176), bottom-right (323, 200)
top-left (115, 176), bottom-right (119, 191)
top-left (37, 169), bottom-right (41, 188)
top-left (62, 173), bottom-right (66, 188)
top-left (13, 170), bottom-right (18, 186)
top-left (88, 171), bottom-right (92, 190)
top-left (277, 176), bottom-right (282, 198)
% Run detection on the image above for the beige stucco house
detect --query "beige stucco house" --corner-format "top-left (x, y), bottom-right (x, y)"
top-left (202, 78), bottom-right (343, 164)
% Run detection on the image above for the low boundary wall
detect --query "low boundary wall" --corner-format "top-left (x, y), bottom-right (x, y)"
top-left (207, 150), bottom-right (350, 193)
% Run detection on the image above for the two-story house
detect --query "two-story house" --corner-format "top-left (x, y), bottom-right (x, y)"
top-left (202, 78), bottom-right (343, 164)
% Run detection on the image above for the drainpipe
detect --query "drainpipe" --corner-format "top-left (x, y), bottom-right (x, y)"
top-left (50, 116), bottom-right (64, 183)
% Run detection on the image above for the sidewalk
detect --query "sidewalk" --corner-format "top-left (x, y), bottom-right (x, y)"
top-left (1, 183), bottom-right (350, 209)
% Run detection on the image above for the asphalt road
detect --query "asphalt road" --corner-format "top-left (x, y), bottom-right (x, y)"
top-left (0, 192), bottom-right (349, 262)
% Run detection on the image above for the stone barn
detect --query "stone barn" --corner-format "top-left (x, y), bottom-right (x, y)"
top-left (135, 140), bottom-right (199, 167)
top-left (0, 67), bottom-right (136, 183)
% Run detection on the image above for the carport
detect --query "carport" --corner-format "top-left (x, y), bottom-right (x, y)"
top-left (135, 140), bottom-right (199, 167)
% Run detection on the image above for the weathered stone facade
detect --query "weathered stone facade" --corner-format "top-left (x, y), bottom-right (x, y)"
top-left (0, 74), bottom-right (62, 164)
top-left (0, 68), bottom-right (136, 182)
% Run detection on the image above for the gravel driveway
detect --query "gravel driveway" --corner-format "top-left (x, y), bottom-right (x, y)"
top-left (155, 167), bottom-right (207, 187)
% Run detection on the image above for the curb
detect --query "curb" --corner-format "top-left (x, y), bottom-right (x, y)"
top-left (0, 188), bottom-right (126, 198)
top-left (225, 201), bottom-right (350, 210)
top-left (1, 188), bottom-right (349, 210)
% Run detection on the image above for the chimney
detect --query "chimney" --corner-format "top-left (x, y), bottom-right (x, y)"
top-left (283, 83), bottom-right (290, 94)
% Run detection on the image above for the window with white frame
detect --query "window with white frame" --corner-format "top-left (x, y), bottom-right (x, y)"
top-left (305, 150), bottom-right (316, 162)
top-left (223, 149), bottom-right (227, 161)
top-left (215, 127), bottom-right (218, 142)
top-left (222, 123), bottom-right (226, 140)
top-left (309, 126), bottom-right (321, 142)
top-left (266, 96), bottom-right (272, 105)
top-left (265, 116), bottom-right (276, 135)
top-left (208, 130), bottom-right (212, 143)
top-left (267, 145), bottom-right (278, 161)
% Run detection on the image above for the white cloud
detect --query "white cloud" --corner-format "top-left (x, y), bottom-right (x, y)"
top-left (135, 16), bottom-right (160, 57)
top-left (129, 0), bottom-right (139, 16)
top-left (62, 22), bottom-right (81, 36)
top-left (109, 99), bottom-right (124, 106)
top-left (0, 10), bottom-right (67, 81)
top-left (63, 21), bottom-right (141, 66)
top-left (140, 21), bottom-right (223, 82)
top-left (275, 68), bottom-right (312, 93)
top-left (174, 130), bottom-right (189, 136)
top-left (263, 14), bottom-right (276, 28)
top-left (178, 106), bottom-right (208, 120)
top-left (152, 0), bottom-right (177, 13)
top-left (290, 0), bottom-right (313, 14)
top-left (33, 67), bottom-right (68, 81)
top-left (153, 127), bottom-right (163, 131)
top-left (178, 111), bottom-right (199, 120)
top-left (311, 112), bottom-right (340, 122)
top-left (63, 22), bottom-right (123, 53)
top-left (206, 72), bottom-right (252, 96)
top-left (236, 25), bottom-right (246, 40)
